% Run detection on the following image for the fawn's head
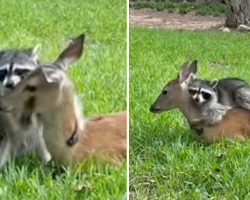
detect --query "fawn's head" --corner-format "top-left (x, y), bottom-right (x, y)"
top-left (150, 60), bottom-right (197, 113)
top-left (0, 34), bottom-right (84, 113)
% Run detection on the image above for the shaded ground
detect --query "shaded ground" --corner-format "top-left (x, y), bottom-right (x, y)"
top-left (130, 8), bottom-right (225, 30)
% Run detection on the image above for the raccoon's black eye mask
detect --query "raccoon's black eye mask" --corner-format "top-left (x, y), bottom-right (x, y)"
top-left (201, 91), bottom-right (211, 100)
top-left (0, 69), bottom-right (7, 81)
top-left (188, 88), bottom-right (197, 95)
top-left (14, 69), bottom-right (30, 76)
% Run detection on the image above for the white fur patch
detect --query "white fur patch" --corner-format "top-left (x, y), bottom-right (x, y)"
top-left (180, 81), bottom-right (188, 89)
top-left (3, 75), bottom-right (21, 86)
top-left (74, 95), bottom-right (85, 131)
top-left (14, 64), bottom-right (37, 71)
top-left (0, 64), bottom-right (9, 70)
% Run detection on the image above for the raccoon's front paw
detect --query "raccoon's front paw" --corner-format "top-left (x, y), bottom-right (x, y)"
top-left (209, 115), bottom-right (223, 125)
top-left (41, 152), bottom-right (52, 164)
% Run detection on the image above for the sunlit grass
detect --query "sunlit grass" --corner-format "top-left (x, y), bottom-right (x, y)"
top-left (130, 27), bottom-right (250, 199)
top-left (0, 0), bottom-right (126, 199)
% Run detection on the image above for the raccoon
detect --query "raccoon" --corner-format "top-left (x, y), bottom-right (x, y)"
top-left (0, 46), bottom-right (51, 169)
top-left (188, 77), bottom-right (250, 108)
top-left (188, 78), bottom-right (232, 125)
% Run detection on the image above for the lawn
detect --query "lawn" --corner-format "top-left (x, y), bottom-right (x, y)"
top-left (129, 27), bottom-right (250, 199)
top-left (0, 0), bottom-right (126, 199)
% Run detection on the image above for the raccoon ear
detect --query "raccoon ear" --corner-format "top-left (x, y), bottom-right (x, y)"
top-left (0, 51), bottom-right (5, 58)
top-left (54, 33), bottom-right (85, 70)
top-left (31, 44), bottom-right (41, 62)
top-left (178, 60), bottom-right (197, 83)
top-left (210, 80), bottom-right (218, 88)
top-left (25, 44), bottom-right (41, 62)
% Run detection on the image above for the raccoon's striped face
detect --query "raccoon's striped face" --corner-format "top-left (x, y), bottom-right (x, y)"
top-left (188, 87), bottom-right (213, 104)
top-left (0, 64), bottom-right (35, 89)
top-left (188, 79), bottom-right (217, 105)
top-left (0, 46), bottom-right (40, 94)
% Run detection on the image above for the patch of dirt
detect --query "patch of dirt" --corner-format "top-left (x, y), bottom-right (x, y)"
top-left (130, 8), bottom-right (225, 30)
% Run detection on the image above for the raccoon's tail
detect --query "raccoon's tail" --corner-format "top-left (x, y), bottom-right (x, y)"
top-left (234, 86), bottom-right (250, 110)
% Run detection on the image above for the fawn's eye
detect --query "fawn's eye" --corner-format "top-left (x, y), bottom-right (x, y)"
top-left (202, 91), bottom-right (211, 101)
top-left (25, 85), bottom-right (37, 92)
top-left (162, 90), bottom-right (168, 95)
top-left (188, 88), bottom-right (197, 95)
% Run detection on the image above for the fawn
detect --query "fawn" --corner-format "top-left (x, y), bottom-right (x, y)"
top-left (150, 60), bottom-right (250, 142)
top-left (0, 34), bottom-right (126, 165)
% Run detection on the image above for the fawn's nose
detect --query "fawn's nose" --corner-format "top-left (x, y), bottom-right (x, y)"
top-left (150, 105), bottom-right (160, 113)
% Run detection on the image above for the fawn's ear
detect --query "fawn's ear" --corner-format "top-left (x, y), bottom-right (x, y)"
top-left (186, 73), bottom-right (196, 85)
top-left (54, 33), bottom-right (85, 70)
top-left (0, 50), bottom-right (6, 59)
top-left (189, 60), bottom-right (198, 74)
top-left (178, 60), bottom-right (198, 83)
top-left (210, 79), bottom-right (218, 89)
top-left (8, 67), bottom-right (62, 98)
top-left (39, 67), bottom-right (63, 84)
top-left (17, 67), bottom-right (61, 87)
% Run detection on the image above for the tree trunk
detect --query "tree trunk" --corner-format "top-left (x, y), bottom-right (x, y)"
top-left (225, 0), bottom-right (250, 28)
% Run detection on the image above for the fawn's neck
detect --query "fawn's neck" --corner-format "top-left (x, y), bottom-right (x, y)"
top-left (42, 82), bottom-right (84, 162)
top-left (177, 90), bottom-right (202, 124)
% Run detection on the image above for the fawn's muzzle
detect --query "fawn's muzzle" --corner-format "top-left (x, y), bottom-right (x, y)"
top-left (150, 105), bottom-right (161, 113)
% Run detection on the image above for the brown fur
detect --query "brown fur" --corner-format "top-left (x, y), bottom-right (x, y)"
top-left (201, 108), bottom-right (250, 142)
top-left (44, 110), bottom-right (127, 166)
top-left (71, 111), bottom-right (127, 164)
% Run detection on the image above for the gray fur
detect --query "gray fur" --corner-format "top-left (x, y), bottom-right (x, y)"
top-left (234, 86), bottom-right (250, 109)
top-left (0, 47), bottom-right (51, 169)
top-left (197, 77), bottom-right (250, 109)
top-left (188, 78), bottom-right (232, 125)
top-left (189, 77), bottom-right (250, 126)
top-left (215, 78), bottom-right (249, 107)
top-left (0, 46), bottom-right (40, 95)
top-left (200, 103), bottom-right (231, 125)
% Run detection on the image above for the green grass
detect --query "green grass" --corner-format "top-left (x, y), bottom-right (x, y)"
top-left (130, 1), bottom-right (226, 16)
top-left (0, 0), bottom-right (126, 199)
top-left (129, 27), bottom-right (250, 199)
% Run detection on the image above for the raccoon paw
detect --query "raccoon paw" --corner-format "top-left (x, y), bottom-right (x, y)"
top-left (211, 115), bottom-right (223, 125)
top-left (41, 152), bottom-right (52, 164)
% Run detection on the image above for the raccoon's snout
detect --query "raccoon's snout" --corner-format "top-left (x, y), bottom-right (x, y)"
top-left (194, 97), bottom-right (200, 102)
top-left (192, 94), bottom-right (200, 103)
top-left (5, 81), bottom-right (15, 89)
